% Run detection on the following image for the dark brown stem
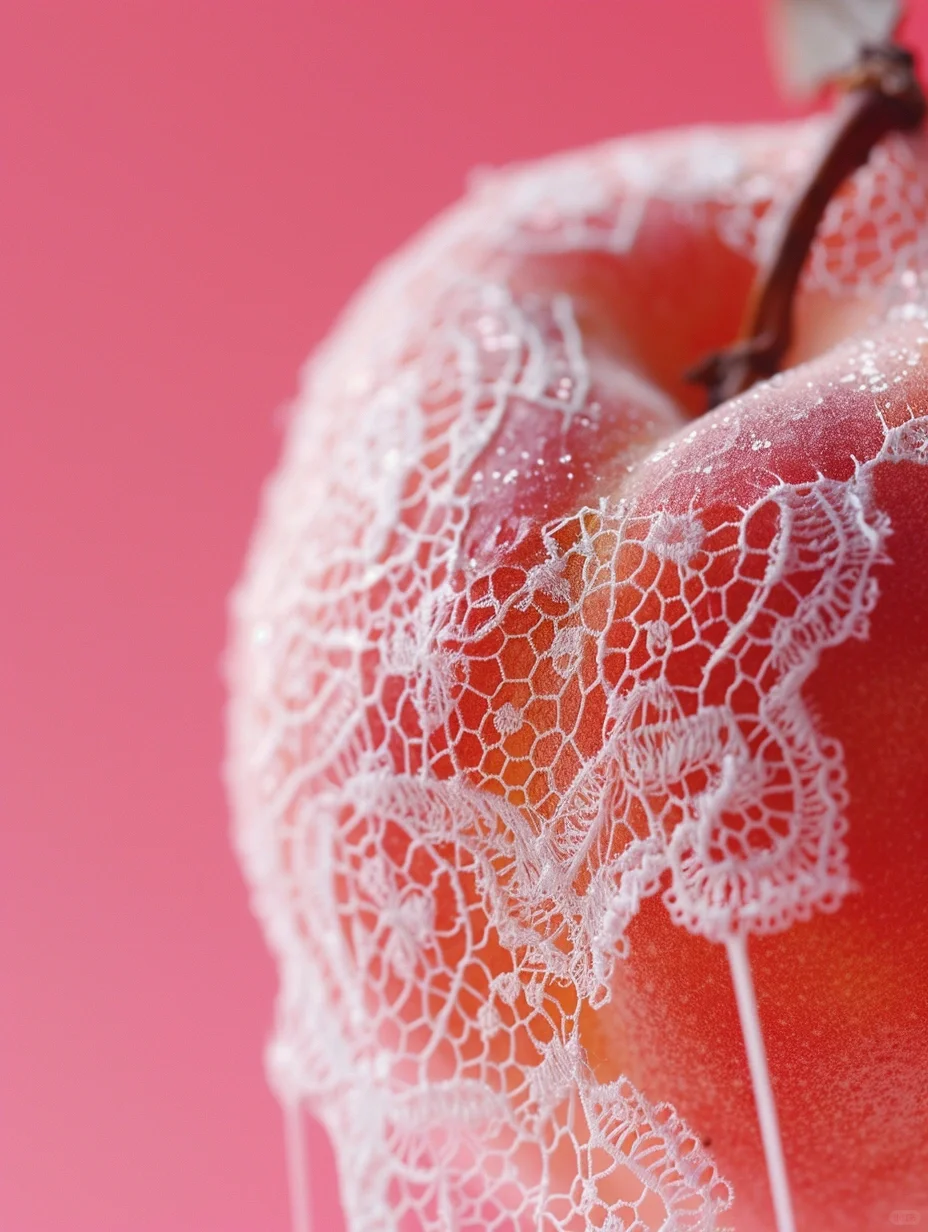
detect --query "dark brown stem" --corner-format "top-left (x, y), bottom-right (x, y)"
top-left (687, 44), bottom-right (927, 410)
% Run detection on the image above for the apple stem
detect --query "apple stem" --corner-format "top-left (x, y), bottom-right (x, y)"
top-left (726, 934), bottom-right (796, 1232)
top-left (283, 1098), bottom-right (312, 1232)
top-left (688, 43), bottom-right (926, 410)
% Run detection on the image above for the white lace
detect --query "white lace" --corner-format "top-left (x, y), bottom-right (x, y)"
top-left (226, 119), bottom-right (928, 1231)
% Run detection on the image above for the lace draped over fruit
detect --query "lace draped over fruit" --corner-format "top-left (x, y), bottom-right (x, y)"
top-left (226, 118), bottom-right (928, 1230)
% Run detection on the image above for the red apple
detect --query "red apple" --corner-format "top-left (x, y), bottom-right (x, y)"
top-left (227, 114), bottom-right (928, 1231)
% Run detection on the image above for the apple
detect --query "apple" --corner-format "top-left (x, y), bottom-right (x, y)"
top-left (226, 104), bottom-right (928, 1232)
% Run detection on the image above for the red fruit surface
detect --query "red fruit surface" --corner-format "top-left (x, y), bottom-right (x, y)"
top-left (227, 118), bottom-right (928, 1230)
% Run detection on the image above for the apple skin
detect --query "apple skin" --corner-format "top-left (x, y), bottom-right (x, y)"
top-left (227, 118), bottom-right (928, 1230)
top-left (574, 333), bottom-right (928, 1228)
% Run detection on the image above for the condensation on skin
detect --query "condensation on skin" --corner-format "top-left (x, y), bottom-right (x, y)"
top-left (226, 122), bottom-right (928, 1231)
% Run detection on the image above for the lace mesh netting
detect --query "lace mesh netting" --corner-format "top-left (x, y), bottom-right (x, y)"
top-left (225, 119), bottom-right (928, 1230)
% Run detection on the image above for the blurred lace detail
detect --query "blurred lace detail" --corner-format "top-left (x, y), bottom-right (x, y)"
top-left (226, 123), bottom-right (928, 1230)
top-left (472, 120), bottom-right (928, 297)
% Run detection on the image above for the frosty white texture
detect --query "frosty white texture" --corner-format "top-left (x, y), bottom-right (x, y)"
top-left (226, 122), bottom-right (928, 1230)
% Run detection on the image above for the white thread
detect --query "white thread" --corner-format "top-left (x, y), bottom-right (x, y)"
top-left (726, 935), bottom-right (796, 1232)
top-left (283, 1101), bottom-right (311, 1232)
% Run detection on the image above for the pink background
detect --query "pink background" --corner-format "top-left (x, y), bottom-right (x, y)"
top-left (3, 3), bottom-right (927, 1230)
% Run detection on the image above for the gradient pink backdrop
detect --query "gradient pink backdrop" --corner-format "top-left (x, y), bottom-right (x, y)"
top-left (4, 4), bottom-right (928, 1230)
